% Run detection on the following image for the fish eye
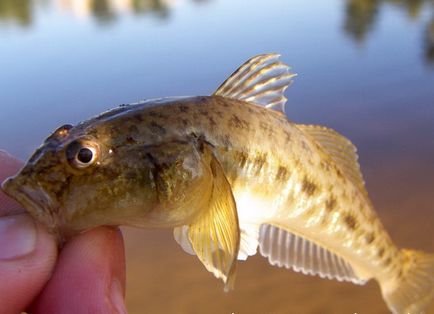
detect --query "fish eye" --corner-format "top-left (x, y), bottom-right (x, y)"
top-left (66, 140), bottom-right (99, 169)
top-left (77, 147), bottom-right (94, 164)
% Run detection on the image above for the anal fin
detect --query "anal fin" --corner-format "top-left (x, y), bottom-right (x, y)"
top-left (259, 224), bottom-right (367, 285)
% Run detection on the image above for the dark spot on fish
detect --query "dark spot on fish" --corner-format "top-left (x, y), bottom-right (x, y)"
top-left (148, 110), bottom-right (158, 118)
top-left (110, 126), bottom-right (121, 137)
top-left (325, 196), bottom-right (337, 212)
top-left (378, 247), bottom-right (385, 258)
top-left (86, 128), bottom-right (99, 137)
top-left (343, 214), bottom-right (357, 230)
top-left (178, 105), bottom-right (189, 113)
top-left (365, 232), bottom-right (375, 244)
top-left (148, 110), bottom-right (167, 119)
top-left (126, 136), bottom-right (136, 144)
top-left (214, 109), bottom-right (224, 118)
top-left (207, 116), bottom-right (217, 127)
top-left (235, 151), bottom-right (249, 168)
top-left (283, 130), bottom-right (291, 143)
top-left (247, 107), bottom-right (254, 114)
top-left (253, 153), bottom-right (267, 173)
top-left (397, 269), bottom-right (403, 278)
top-left (199, 109), bottom-right (209, 116)
top-left (229, 114), bottom-right (249, 130)
top-left (275, 166), bottom-right (289, 181)
top-left (259, 121), bottom-right (274, 136)
top-left (129, 124), bottom-right (139, 134)
top-left (222, 102), bottom-right (229, 108)
top-left (125, 170), bottom-right (137, 180)
top-left (149, 122), bottom-right (166, 136)
top-left (384, 257), bottom-right (392, 266)
top-left (133, 114), bottom-right (144, 122)
top-left (181, 119), bottom-right (188, 127)
top-left (301, 177), bottom-right (317, 196)
top-left (99, 167), bottom-right (120, 181)
top-left (259, 121), bottom-right (268, 131)
top-left (320, 161), bottom-right (330, 172)
top-left (335, 167), bottom-right (344, 179)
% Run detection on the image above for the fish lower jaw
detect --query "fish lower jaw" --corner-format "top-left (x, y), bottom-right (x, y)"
top-left (2, 180), bottom-right (62, 238)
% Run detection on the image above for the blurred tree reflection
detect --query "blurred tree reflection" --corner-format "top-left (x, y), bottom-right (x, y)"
top-left (91, 0), bottom-right (117, 24)
top-left (426, 18), bottom-right (434, 63)
top-left (0, 0), bottom-right (210, 26)
top-left (131, 0), bottom-right (169, 19)
top-left (344, 0), bottom-right (434, 63)
top-left (0, 0), bottom-right (32, 26)
top-left (344, 0), bottom-right (380, 41)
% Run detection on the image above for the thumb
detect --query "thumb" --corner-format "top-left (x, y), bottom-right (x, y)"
top-left (0, 213), bottom-right (57, 314)
top-left (0, 150), bottom-right (58, 313)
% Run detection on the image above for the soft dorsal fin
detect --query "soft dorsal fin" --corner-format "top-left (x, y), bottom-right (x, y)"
top-left (213, 53), bottom-right (296, 113)
top-left (259, 224), bottom-right (368, 285)
top-left (297, 124), bottom-right (368, 198)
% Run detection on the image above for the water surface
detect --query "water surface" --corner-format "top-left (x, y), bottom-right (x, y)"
top-left (0, 0), bottom-right (433, 313)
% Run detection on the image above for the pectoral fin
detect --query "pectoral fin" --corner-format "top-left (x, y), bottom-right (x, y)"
top-left (174, 145), bottom-right (240, 290)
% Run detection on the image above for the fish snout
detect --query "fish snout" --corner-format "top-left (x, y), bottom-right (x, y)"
top-left (1, 175), bottom-right (19, 199)
top-left (1, 174), bottom-right (60, 231)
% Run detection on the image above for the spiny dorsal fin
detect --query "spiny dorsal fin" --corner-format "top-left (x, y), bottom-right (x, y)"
top-left (297, 124), bottom-right (368, 198)
top-left (174, 144), bottom-right (240, 291)
top-left (213, 53), bottom-right (296, 113)
top-left (259, 224), bottom-right (368, 285)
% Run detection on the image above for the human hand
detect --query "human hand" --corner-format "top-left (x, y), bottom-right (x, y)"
top-left (0, 151), bottom-right (127, 314)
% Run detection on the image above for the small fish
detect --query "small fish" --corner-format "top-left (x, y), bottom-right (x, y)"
top-left (2, 54), bottom-right (433, 314)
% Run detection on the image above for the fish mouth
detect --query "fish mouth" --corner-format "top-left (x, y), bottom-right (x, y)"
top-left (1, 177), bottom-right (59, 229)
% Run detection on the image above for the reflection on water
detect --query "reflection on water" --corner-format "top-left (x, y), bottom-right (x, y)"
top-left (60, 0), bottom-right (175, 22)
top-left (0, 0), bottom-right (209, 26)
top-left (0, 0), bottom-right (32, 26)
top-left (1, 0), bottom-right (432, 63)
top-left (426, 18), bottom-right (434, 62)
top-left (344, 0), bottom-right (434, 63)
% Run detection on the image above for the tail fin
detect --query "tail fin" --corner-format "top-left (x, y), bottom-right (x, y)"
top-left (380, 249), bottom-right (434, 314)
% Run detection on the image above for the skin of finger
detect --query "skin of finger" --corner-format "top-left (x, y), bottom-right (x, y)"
top-left (0, 152), bottom-right (58, 313)
top-left (0, 151), bottom-right (26, 216)
top-left (0, 219), bottom-right (57, 314)
top-left (29, 226), bottom-right (126, 314)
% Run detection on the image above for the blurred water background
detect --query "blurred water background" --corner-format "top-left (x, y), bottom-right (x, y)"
top-left (0, 0), bottom-right (433, 313)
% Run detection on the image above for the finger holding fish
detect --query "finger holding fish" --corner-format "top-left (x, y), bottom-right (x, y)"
top-left (0, 152), bottom-right (126, 313)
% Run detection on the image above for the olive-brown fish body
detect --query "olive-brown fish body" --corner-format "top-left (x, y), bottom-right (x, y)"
top-left (2, 54), bottom-right (433, 314)
top-left (79, 95), bottom-right (401, 283)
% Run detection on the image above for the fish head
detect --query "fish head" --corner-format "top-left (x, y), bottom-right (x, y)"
top-left (1, 122), bottom-right (161, 240)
